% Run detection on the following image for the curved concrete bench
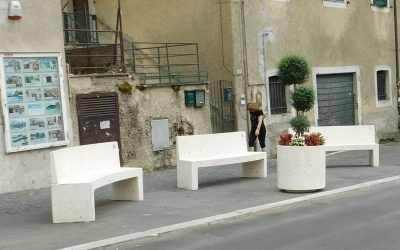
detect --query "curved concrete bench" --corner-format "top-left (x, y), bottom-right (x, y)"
top-left (289, 125), bottom-right (379, 167)
top-left (50, 141), bottom-right (143, 223)
top-left (177, 131), bottom-right (267, 190)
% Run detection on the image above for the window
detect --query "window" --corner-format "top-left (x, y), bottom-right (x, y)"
top-left (375, 66), bottom-right (392, 107)
top-left (377, 71), bottom-right (387, 101)
top-left (371, 0), bottom-right (390, 13)
top-left (373, 0), bottom-right (387, 7)
top-left (269, 76), bottom-right (287, 115)
top-left (323, 0), bottom-right (347, 9)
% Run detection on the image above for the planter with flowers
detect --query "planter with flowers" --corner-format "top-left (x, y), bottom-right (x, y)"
top-left (276, 55), bottom-right (326, 192)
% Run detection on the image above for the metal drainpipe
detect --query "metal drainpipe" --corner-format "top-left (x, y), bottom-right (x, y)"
top-left (394, 0), bottom-right (400, 114)
top-left (240, 0), bottom-right (250, 133)
top-left (262, 33), bottom-right (269, 115)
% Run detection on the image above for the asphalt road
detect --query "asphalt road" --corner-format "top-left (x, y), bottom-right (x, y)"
top-left (109, 181), bottom-right (400, 250)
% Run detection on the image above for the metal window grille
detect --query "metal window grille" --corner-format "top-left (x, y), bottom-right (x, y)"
top-left (377, 70), bottom-right (387, 101)
top-left (373, 0), bottom-right (388, 7)
top-left (269, 76), bottom-right (287, 115)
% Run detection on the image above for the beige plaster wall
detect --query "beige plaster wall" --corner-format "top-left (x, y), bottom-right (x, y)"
top-left (0, 0), bottom-right (69, 193)
top-left (94, 0), bottom-right (249, 131)
top-left (245, 0), bottom-right (399, 148)
top-left (68, 75), bottom-right (211, 171)
top-left (94, 0), bottom-right (398, 156)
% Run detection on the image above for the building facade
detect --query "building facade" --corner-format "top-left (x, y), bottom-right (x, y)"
top-left (92, 0), bottom-right (399, 155)
top-left (0, 0), bottom-right (72, 193)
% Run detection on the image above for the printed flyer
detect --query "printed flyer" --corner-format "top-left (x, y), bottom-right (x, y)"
top-left (0, 54), bottom-right (68, 152)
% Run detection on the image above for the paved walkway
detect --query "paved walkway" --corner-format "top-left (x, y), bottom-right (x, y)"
top-left (0, 142), bottom-right (400, 250)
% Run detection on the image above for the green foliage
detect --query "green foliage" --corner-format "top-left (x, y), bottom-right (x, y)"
top-left (290, 115), bottom-right (310, 137)
top-left (117, 82), bottom-right (133, 95)
top-left (292, 85), bottom-right (315, 113)
top-left (277, 55), bottom-right (310, 86)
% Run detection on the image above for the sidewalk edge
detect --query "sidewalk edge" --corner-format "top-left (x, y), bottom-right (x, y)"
top-left (60, 175), bottom-right (400, 250)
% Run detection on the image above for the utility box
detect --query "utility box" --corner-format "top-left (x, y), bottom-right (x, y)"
top-left (224, 87), bottom-right (233, 101)
top-left (195, 90), bottom-right (205, 106)
top-left (185, 90), bottom-right (205, 107)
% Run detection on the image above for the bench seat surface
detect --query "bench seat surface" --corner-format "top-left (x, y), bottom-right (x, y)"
top-left (179, 152), bottom-right (266, 168)
top-left (57, 167), bottom-right (142, 188)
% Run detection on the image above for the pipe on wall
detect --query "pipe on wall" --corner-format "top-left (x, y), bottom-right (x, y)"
top-left (394, 0), bottom-right (400, 114)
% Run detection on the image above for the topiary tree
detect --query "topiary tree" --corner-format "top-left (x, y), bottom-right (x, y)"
top-left (277, 55), bottom-right (314, 138)
top-left (291, 85), bottom-right (315, 115)
top-left (277, 55), bottom-right (310, 86)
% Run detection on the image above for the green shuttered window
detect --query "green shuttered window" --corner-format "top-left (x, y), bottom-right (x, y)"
top-left (374, 0), bottom-right (388, 7)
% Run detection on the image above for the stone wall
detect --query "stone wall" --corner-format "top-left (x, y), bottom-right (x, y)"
top-left (68, 74), bottom-right (211, 171)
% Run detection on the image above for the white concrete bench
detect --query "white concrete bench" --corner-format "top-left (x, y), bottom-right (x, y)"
top-left (289, 125), bottom-right (379, 167)
top-left (50, 141), bottom-right (143, 223)
top-left (176, 131), bottom-right (267, 190)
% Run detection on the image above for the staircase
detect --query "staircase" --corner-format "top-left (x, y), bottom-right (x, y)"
top-left (62, 10), bottom-right (207, 86)
top-left (63, 10), bottom-right (124, 74)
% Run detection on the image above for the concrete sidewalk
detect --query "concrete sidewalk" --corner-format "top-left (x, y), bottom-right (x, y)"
top-left (1, 142), bottom-right (400, 250)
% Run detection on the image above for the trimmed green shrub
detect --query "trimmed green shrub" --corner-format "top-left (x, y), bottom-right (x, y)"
top-left (278, 55), bottom-right (310, 86)
top-left (292, 85), bottom-right (315, 113)
top-left (290, 115), bottom-right (310, 137)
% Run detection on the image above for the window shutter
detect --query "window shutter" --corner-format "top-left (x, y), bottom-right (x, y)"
top-left (374, 0), bottom-right (388, 7)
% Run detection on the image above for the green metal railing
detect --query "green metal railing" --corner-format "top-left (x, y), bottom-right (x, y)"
top-left (125, 42), bottom-right (208, 86)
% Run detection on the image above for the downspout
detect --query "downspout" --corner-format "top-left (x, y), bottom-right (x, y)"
top-left (261, 33), bottom-right (269, 114)
top-left (394, 0), bottom-right (400, 114)
top-left (240, 0), bottom-right (250, 133)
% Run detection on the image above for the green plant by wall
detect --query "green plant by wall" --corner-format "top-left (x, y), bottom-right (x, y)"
top-left (277, 55), bottom-right (310, 86)
top-left (290, 115), bottom-right (310, 137)
top-left (277, 54), bottom-right (314, 138)
top-left (291, 85), bottom-right (315, 114)
top-left (117, 82), bottom-right (133, 95)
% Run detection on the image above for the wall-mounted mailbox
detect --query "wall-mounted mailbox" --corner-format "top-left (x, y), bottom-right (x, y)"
top-left (224, 87), bottom-right (233, 101)
top-left (185, 90), bottom-right (205, 107)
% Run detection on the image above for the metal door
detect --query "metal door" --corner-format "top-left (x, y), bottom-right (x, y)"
top-left (317, 73), bottom-right (355, 126)
top-left (209, 80), bottom-right (236, 133)
top-left (76, 92), bottom-right (121, 149)
top-left (73, 0), bottom-right (90, 43)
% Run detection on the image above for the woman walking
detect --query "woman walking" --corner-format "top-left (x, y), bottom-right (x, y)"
top-left (247, 101), bottom-right (266, 152)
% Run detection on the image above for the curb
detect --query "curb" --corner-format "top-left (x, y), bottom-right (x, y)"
top-left (60, 175), bottom-right (400, 250)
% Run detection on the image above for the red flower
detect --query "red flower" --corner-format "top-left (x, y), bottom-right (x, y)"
top-left (304, 132), bottom-right (325, 146)
top-left (278, 133), bottom-right (293, 145)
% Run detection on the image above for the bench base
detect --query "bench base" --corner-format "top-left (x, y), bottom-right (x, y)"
top-left (323, 144), bottom-right (379, 167)
top-left (177, 154), bottom-right (267, 191)
top-left (51, 169), bottom-right (143, 223)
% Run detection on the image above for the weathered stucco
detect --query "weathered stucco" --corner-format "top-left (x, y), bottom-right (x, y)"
top-left (93, 0), bottom-right (399, 157)
top-left (68, 75), bottom-right (211, 171)
top-left (0, 0), bottom-right (69, 193)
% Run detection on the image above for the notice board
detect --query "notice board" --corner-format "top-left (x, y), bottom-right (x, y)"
top-left (0, 53), bottom-right (69, 153)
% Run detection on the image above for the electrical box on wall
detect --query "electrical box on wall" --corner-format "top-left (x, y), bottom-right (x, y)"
top-left (224, 87), bottom-right (233, 101)
top-left (185, 90), bottom-right (205, 107)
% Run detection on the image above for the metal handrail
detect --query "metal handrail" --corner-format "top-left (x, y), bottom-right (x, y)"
top-left (127, 42), bottom-right (207, 85)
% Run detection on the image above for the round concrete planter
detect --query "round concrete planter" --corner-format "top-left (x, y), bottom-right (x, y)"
top-left (277, 145), bottom-right (326, 192)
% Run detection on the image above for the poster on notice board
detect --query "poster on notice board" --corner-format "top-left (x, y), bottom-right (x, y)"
top-left (0, 53), bottom-right (69, 153)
